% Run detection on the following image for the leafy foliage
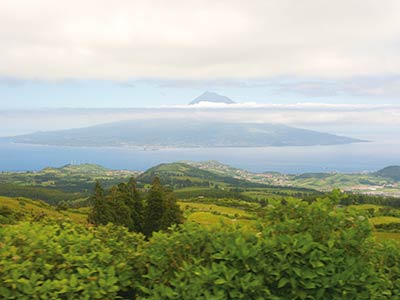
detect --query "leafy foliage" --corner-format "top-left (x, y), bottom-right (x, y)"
top-left (135, 196), bottom-right (400, 300)
top-left (0, 222), bottom-right (144, 299)
top-left (2, 193), bottom-right (400, 299)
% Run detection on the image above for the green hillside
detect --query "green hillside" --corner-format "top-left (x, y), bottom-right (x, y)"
top-left (286, 172), bottom-right (400, 197)
top-left (0, 163), bottom-right (138, 192)
top-left (136, 162), bottom-right (265, 189)
top-left (0, 196), bottom-right (88, 224)
top-left (2, 160), bottom-right (400, 213)
top-left (290, 173), bottom-right (389, 190)
top-left (0, 164), bottom-right (139, 204)
top-left (185, 161), bottom-right (400, 197)
top-left (375, 166), bottom-right (400, 181)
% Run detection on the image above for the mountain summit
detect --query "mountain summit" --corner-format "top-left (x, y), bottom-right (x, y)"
top-left (189, 91), bottom-right (236, 105)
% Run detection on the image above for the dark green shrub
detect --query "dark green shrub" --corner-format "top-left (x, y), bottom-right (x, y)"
top-left (0, 206), bottom-right (24, 224)
top-left (375, 223), bottom-right (400, 232)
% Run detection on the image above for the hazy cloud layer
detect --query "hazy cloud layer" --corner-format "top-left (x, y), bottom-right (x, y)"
top-left (270, 76), bottom-right (400, 98)
top-left (1, 0), bottom-right (400, 80)
top-left (1, 104), bottom-right (399, 138)
top-left (142, 76), bottom-right (400, 98)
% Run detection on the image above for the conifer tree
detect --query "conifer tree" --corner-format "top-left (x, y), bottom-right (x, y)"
top-left (110, 183), bottom-right (134, 230)
top-left (88, 181), bottom-right (110, 225)
top-left (144, 177), bottom-right (164, 236)
top-left (143, 177), bottom-right (183, 236)
top-left (89, 177), bottom-right (183, 236)
top-left (127, 178), bottom-right (144, 232)
top-left (160, 192), bottom-right (183, 230)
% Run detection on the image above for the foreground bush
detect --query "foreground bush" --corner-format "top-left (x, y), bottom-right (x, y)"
top-left (1, 196), bottom-right (400, 299)
top-left (0, 222), bottom-right (144, 299)
top-left (135, 197), bottom-right (400, 300)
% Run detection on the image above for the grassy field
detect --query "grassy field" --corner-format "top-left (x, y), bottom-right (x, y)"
top-left (291, 173), bottom-right (391, 190)
top-left (374, 232), bottom-right (400, 242)
top-left (0, 196), bottom-right (88, 223)
top-left (187, 211), bottom-right (233, 226)
top-left (179, 201), bottom-right (252, 218)
top-left (186, 211), bottom-right (255, 228)
top-left (179, 201), bottom-right (256, 228)
top-left (241, 191), bottom-right (282, 200)
top-left (349, 204), bottom-right (383, 211)
top-left (370, 216), bottom-right (400, 225)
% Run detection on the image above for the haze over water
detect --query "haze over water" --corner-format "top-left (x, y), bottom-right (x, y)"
top-left (1, 136), bottom-right (398, 174)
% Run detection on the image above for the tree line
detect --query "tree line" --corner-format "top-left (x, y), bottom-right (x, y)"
top-left (339, 193), bottom-right (400, 208)
top-left (0, 183), bottom-right (83, 205)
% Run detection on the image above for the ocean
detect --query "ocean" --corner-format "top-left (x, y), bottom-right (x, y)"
top-left (0, 138), bottom-right (398, 174)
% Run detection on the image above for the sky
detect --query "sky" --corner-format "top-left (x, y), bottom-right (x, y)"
top-left (1, 0), bottom-right (400, 108)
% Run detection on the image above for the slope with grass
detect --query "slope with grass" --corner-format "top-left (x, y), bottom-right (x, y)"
top-left (136, 162), bottom-right (264, 188)
top-left (0, 196), bottom-right (88, 224)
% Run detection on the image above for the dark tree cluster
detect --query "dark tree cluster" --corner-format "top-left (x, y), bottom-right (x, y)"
top-left (0, 183), bottom-right (82, 205)
top-left (88, 177), bottom-right (183, 236)
top-left (340, 193), bottom-right (400, 208)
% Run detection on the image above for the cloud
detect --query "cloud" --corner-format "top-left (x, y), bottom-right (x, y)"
top-left (2, 103), bottom-right (400, 139)
top-left (1, 0), bottom-right (400, 80)
top-left (0, 77), bottom-right (35, 87)
top-left (269, 76), bottom-right (400, 98)
top-left (169, 101), bottom-right (398, 110)
top-left (150, 79), bottom-right (249, 89)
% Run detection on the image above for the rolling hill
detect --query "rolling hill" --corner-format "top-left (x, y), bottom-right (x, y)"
top-left (375, 166), bottom-right (400, 181)
top-left (136, 162), bottom-right (265, 188)
top-left (0, 163), bottom-right (138, 191)
top-left (0, 164), bottom-right (138, 204)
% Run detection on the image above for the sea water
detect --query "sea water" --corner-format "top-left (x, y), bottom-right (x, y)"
top-left (0, 138), bottom-right (398, 174)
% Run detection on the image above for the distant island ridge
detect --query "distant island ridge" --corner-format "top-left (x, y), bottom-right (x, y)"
top-left (8, 119), bottom-right (366, 148)
top-left (3, 92), bottom-right (368, 148)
